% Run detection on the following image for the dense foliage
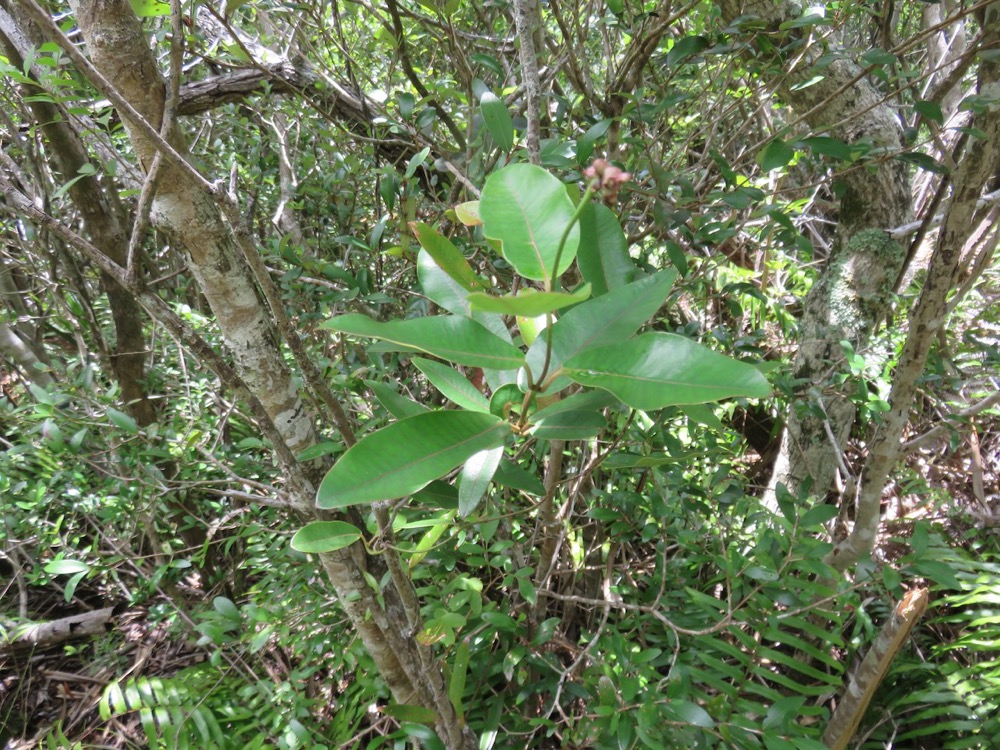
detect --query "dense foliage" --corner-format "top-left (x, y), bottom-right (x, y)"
top-left (1, 0), bottom-right (998, 748)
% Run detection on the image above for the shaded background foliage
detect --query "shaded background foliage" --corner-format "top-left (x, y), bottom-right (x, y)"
top-left (1, 0), bottom-right (999, 748)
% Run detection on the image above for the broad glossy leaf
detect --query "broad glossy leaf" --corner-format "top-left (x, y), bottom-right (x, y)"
top-left (576, 202), bottom-right (637, 297)
top-left (480, 164), bottom-right (580, 281)
top-left (291, 521), bottom-right (362, 553)
top-left (563, 333), bottom-right (771, 410)
top-left (530, 389), bottom-right (616, 440)
top-left (479, 91), bottom-right (514, 151)
top-left (468, 284), bottom-right (591, 316)
top-left (106, 406), bottom-right (139, 434)
top-left (411, 223), bottom-right (482, 292)
top-left (416, 250), bottom-right (511, 340)
top-left (317, 412), bottom-right (510, 508)
top-left (493, 459), bottom-right (545, 495)
top-left (365, 379), bottom-right (429, 420)
top-left (324, 314), bottom-right (524, 369)
top-left (530, 409), bottom-right (607, 440)
top-left (413, 357), bottom-right (489, 413)
top-left (525, 268), bottom-right (677, 391)
top-left (458, 446), bottom-right (503, 517)
top-left (454, 201), bottom-right (481, 226)
top-left (759, 138), bottom-right (794, 172)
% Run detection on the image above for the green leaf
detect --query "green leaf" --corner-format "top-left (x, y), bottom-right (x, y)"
top-left (479, 92), bottom-right (514, 151)
top-left (665, 35), bottom-right (709, 66)
top-left (576, 202), bottom-right (637, 297)
top-left (413, 357), bottom-right (489, 413)
top-left (799, 136), bottom-right (854, 162)
top-left (665, 700), bottom-right (714, 728)
top-left (129, 0), bottom-right (170, 16)
top-left (296, 441), bottom-right (343, 461)
top-left (800, 504), bottom-right (839, 528)
top-left (404, 146), bottom-right (431, 179)
top-left (44, 559), bottom-right (90, 575)
top-left (480, 164), bottom-right (580, 281)
top-left (449, 641), bottom-right (470, 719)
top-left (894, 151), bottom-right (947, 174)
top-left (412, 480), bottom-right (459, 509)
top-left (861, 48), bottom-right (897, 66)
top-left (758, 138), bottom-right (794, 172)
top-left (458, 446), bottom-right (503, 517)
top-left (493, 459), bottom-right (545, 495)
top-left (383, 704), bottom-right (438, 725)
top-left (529, 389), bottom-right (615, 440)
top-left (411, 223), bottom-right (482, 292)
top-left (525, 269), bottom-right (677, 392)
top-left (913, 99), bottom-right (944, 125)
top-left (106, 406), bottom-right (139, 434)
top-left (365, 379), bottom-right (429, 420)
top-left (409, 511), bottom-right (454, 569)
top-left (778, 13), bottom-right (829, 30)
top-left (468, 284), bottom-right (591, 316)
top-left (323, 314), bottom-right (524, 369)
top-left (576, 118), bottom-right (613, 163)
top-left (290, 521), bottom-right (363, 553)
top-left (317, 412), bottom-right (510, 508)
top-left (563, 333), bottom-right (771, 410)
top-left (530, 409), bottom-right (607, 440)
top-left (454, 201), bottom-right (481, 226)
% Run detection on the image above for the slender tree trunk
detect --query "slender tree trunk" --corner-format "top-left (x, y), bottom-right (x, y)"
top-left (827, 1), bottom-right (1000, 569)
top-left (718, 0), bottom-right (912, 509)
top-left (21, 1), bottom-right (476, 745)
top-left (0, 0), bottom-right (155, 426)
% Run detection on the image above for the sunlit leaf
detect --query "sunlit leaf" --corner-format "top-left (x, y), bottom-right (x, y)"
top-left (479, 91), bottom-right (514, 151)
top-left (317, 412), bottom-right (510, 508)
top-left (759, 138), bottom-right (794, 172)
top-left (411, 223), bottom-right (482, 291)
top-left (290, 521), bottom-right (362, 553)
top-left (480, 164), bottom-right (580, 281)
top-left (563, 333), bottom-right (771, 409)
top-left (458, 445), bottom-right (503, 517)
top-left (323, 314), bottom-right (524, 369)
top-left (468, 284), bottom-right (591, 316)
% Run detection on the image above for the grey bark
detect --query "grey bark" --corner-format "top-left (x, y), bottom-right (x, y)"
top-left (0, 322), bottom-right (54, 389)
top-left (718, 0), bottom-right (912, 508)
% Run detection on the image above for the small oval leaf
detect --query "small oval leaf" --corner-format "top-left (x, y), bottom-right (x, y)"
top-left (291, 521), bottom-right (363, 553)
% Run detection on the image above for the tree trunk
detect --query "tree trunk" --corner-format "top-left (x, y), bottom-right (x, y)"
top-left (25, 1), bottom-right (476, 745)
top-left (0, 0), bottom-right (155, 426)
top-left (827, 1), bottom-right (1000, 569)
top-left (718, 0), bottom-right (912, 508)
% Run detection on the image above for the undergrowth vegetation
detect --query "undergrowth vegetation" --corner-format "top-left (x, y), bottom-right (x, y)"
top-left (2, 0), bottom-right (999, 748)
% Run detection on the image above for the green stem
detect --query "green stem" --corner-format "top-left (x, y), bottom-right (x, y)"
top-left (549, 180), bottom-right (598, 293)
